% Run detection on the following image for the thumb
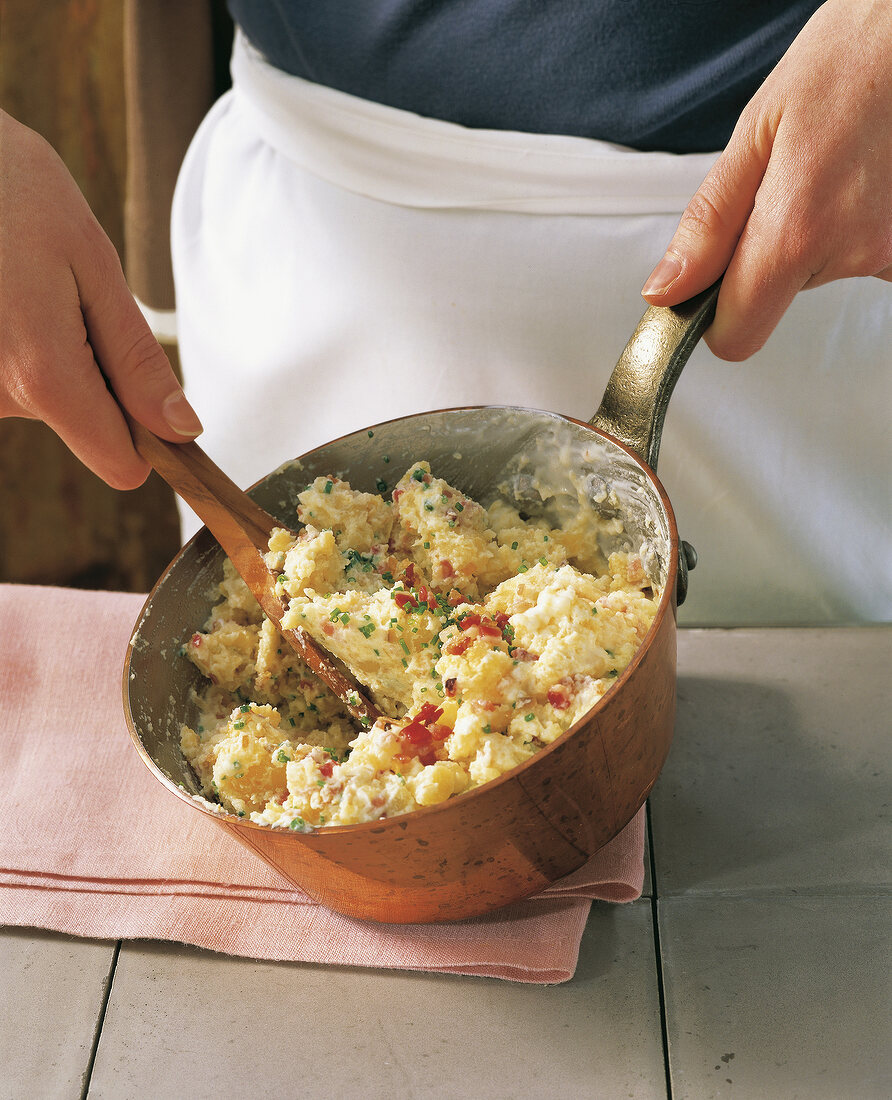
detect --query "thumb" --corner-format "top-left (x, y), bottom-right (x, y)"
top-left (641, 128), bottom-right (771, 306)
top-left (76, 247), bottom-right (202, 442)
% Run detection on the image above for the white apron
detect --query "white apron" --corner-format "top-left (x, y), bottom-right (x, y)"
top-left (171, 31), bottom-right (891, 625)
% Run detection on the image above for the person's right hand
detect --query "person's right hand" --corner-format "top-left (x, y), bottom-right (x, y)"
top-left (0, 110), bottom-right (202, 490)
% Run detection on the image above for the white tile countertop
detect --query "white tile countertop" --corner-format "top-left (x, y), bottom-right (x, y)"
top-left (3, 627), bottom-right (889, 1100)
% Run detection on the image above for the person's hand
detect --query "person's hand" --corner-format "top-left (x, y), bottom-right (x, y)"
top-left (0, 110), bottom-right (202, 489)
top-left (641, 0), bottom-right (892, 360)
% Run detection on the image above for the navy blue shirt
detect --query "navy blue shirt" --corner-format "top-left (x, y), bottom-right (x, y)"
top-left (227, 1), bottom-right (822, 153)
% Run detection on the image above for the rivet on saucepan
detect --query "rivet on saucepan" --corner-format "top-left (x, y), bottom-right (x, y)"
top-left (682, 541), bottom-right (698, 571)
top-left (677, 540), bottom-right (698, 606)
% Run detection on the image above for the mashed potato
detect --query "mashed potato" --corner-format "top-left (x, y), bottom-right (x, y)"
top-left (180, 461), bottom-right (658, 828)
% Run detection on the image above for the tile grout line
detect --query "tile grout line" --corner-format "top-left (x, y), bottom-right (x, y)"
top-left (646, 800), bottom-right (673, 1100)
top-left (656, 887), bottom-right (892, 901)
top-left (79, 939), bottom-right (122, 1100)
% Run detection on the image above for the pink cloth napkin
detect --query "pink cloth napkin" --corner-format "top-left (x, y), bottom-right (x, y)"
top-left (0, 583), bottom-right (644, 983)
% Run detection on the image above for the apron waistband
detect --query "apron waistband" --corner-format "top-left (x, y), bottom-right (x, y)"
top-left (231, 30), bottom-right (719, 215)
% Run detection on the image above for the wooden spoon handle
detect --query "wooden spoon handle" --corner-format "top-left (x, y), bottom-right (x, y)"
top-left (127, 420), bottom-right (279, 551)
top-left (128, 418), bottom-right (382, 725)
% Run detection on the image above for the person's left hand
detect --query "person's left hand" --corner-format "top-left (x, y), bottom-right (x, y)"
top-left (641, 0), bottom-right (892, 361)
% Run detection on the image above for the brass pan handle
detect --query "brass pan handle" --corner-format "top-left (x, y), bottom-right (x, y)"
top-left (591, 280), bottom-right (721, 606)
top-left (590, 281), bottom-right (721, 472)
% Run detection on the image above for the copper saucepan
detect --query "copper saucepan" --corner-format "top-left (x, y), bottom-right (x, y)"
top-left (123, 283), bottom-right (719, 923)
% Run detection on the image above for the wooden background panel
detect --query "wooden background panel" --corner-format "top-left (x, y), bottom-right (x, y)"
top-left (0, 0), bottom-right (181, 590)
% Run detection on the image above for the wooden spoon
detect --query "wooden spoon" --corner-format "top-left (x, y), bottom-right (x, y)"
top-left (127, 419), bottom-right (382, 727)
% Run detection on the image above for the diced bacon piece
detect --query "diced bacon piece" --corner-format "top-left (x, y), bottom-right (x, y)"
top-left (404, 724), bottom-right (431, 745)
top-left (401, 704), bottom-right (446, 749)
top-left (547, 683), bottom-right (573, 709)
top-left (417, 584), bottom-right (438, 611)
top-left (628, 557), bottom-right (645, 584)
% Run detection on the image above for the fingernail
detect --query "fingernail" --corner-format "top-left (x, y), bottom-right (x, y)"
top-left (642, 254), bottom-right (683, 297)
top-left (162, 391), bottom-right (203, 437)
